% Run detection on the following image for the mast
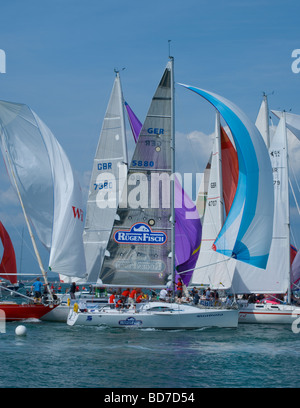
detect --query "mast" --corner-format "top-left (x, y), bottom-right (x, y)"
top-left (169, 55), bottom-right (176, 298)
top-left (215, 111), bottom-right (224, 227)
top-left (2, 142), bottom-right (53, 302)
top-left (283, 111), bottom-right (291, 304)
top-left (263, 93), bottom-right (270, 148)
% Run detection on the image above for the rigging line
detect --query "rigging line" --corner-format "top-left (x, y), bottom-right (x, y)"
top-left (290, 228), bottom-right (299, 251)
top-left (289, 156), bottom-right (300, 193)
top-left (289, 178), bottom-right (300, 216)
top-left (176, 257), bottom-right (232, 275)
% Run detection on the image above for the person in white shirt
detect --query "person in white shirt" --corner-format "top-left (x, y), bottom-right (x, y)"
top-left (159, 288), bottom-right (168, 301)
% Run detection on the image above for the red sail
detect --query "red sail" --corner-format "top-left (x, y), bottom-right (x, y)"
top-left (221, 127), bottom-right (239, 215)
top-left (0, 222), bottom-right (17, 284)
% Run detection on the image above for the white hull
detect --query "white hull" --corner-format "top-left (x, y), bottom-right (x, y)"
top-left (41, 297), bottom-right (109, 322)
top-left (67, 302), bottom-right (239, 329)
top-left (238, 302), bottom-right (300, 324)
top-left (41, 304), bottom-right (71, 322)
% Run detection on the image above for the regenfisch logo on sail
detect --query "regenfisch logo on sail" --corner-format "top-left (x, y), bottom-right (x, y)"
top-left (114, 223), bottom-right (167, 245)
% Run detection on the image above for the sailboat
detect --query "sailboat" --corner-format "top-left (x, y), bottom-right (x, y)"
top-left (181, 88), bottom-right (300, 324)
top-left (67, 59), bottom-right (239, 329)
top-left (178, 85), bottom-right (278, 310)
top-left (0, 100), bottom-right (87, 321)
top-left (235, 105), bottom-right (300, 324)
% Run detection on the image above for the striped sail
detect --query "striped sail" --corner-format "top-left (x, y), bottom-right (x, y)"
top-left (180, 85), bottom-right (274, 289)
top-left (83, 72), bottom-right (128, 283)
top-left (99, 62), bottom-right (173, 287)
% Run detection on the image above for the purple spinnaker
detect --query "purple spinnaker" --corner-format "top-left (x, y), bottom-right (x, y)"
top-left (125, 101), bottom-right (202, 286)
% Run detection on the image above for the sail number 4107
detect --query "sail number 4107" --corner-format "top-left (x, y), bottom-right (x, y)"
top-left (148, 392), bottom-right (195, 403)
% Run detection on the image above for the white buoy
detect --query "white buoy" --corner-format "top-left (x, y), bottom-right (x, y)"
top-left (15, 325), bottom-right (27, 336)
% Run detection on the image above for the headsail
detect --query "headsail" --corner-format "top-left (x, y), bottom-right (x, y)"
top-left (83, 72), bottom-right (128, 283)
top-left (0, 101), bottom-right (86, 280)
top-left (255, 94), bottom-right (270, 147)
top-left (99, 62), bottom-right (173, 287)
top-left (0, 221), bottom-right (17, 284)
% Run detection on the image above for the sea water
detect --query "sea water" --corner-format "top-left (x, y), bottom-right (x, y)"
top-left (1, 320), bottom-right (300, 388)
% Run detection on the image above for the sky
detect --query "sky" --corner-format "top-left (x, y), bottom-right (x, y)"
top-left (0, 0), bottom-right (299, 280)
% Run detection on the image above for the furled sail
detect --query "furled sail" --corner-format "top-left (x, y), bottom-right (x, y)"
top-left (125, 101), bottom-right (201, 286)
top-left (99, 62), bottom-right (173, 287)
top-left (0, 221), bottom-right (17, 284)
top-left (83, 72), bottom-right (128, 283)
top-left (0, 101), bottom-right (86, 280)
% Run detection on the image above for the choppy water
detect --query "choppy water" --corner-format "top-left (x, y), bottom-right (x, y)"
top-left (1, 320), bottom-right (300, 388)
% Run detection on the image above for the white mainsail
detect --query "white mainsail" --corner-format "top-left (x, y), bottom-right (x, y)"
top-left (0, 101), bottom-right (86, 281)
top-left (83, 72), bottom-right (128, 283)
top-left (191, 112), bottom-right (233, 288)
top-left (231, 113), bottom-right (290, 294)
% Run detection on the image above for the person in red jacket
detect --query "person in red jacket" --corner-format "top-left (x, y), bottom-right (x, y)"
top-left (136, 292), bottom-right (144, 304)
top-left (176, 278), bottom-right (183, 302)
top-left (128, 288), bottom-right (138, 306)
top-left (109, 291), bottom-right (116, 308)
